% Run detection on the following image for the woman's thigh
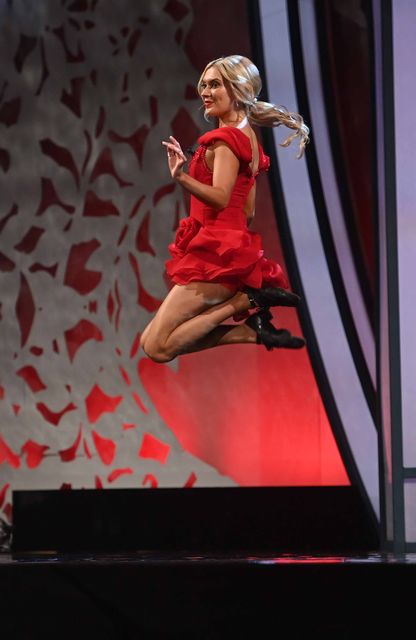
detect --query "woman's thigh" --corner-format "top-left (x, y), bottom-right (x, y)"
top-left (142, 281), bottom-right (237, 347)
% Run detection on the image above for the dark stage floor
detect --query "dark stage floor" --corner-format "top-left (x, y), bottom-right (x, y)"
top-left (1, 550), bottom-right (414, 639)
top-left (1, 549), bottom-right (416, 565)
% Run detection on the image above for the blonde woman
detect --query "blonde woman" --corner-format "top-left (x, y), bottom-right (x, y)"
top-left (140, 55), bottom-right (309, 363)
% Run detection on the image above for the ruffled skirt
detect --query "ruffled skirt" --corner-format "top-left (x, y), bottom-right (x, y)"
top-left (165, 216), bottom-right (288, 291)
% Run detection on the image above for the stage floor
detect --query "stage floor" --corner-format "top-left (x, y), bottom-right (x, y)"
top-left (1, 550), bottom-right (414, 638)
top-left (1, 550), bottom-right (416, 565)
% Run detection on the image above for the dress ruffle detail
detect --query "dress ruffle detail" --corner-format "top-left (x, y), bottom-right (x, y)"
top-left (166, 217), bottom-right (288, 290)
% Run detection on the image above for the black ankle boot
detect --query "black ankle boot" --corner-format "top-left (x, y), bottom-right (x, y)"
top-left (245, 309), bottom-right (305, 351)
top-left (244, 285), bottom-right (300, 309)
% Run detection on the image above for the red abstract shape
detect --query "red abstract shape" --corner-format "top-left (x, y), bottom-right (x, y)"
top-left (92, 430), bottom-right (116, 465)
top-left (95, 106), bottom-right (105, 138)
top-left (14, 34), bottom-right (37, 72)
top-left (68, 0), bottom-right (88, 10)
top-left (68, 18), bottom-right (81, 31)
top-left (117, 224), bottom-right (128, 246)
top-left (89, 147), bottom-right (132, 187)
top-left (21, 440), bottom-right (49, 468)
top-left (114, 280), bottom-right (122, 331)
top-left (60, 483), bottom-right (72, 490)
top-left (52, 25), bottom-right (85, 63)
top-left (64, 239), bottom-right (102, 294)
top-left (164, 0), bottom-right (189, 21)
top-left (81, 129), bottom-right (92, 175)
top-left (108, 124), bottom-right (149, 169)
top-left (129, 331), bottom-right (141, 358)
top-left (132, 391), bottom-right (148, 415)
top-left (65, 318), bottom-right (103, 362)
top-left (61, 77), bottom-right (85, 117)
top-left (153, 183), bottom-right (176, 206)
top-left (35, 177), bottom-right (75, 216)
top-left (12, 404), bottom-right (21, 416)
top-left (149, 95), bottom-right (158, 126)
top-left (0, 203), bottom-right (18, 234)
top-left (59, 425), bottom-right (82, 462)
top-left (89, 300), bottom-right (97, 313)
top-left (95, 475), bottom-right (103, 488)
top-left (138, 433), bottom-right (170, 464)
top-left (85, 384), bottom-right (123, 424)
top-left (3, 503), bottom-right (12, 521)
top-left (40, 138), bottom-right (80, 188)
top-left (0, 252), bottom-right (15, 272)
top-left (82, 190), bottom-right (120, 217)
top-left (127, 28), bottom-right (141, 56)
top-left (14, 226), bottom-right (44, 253)
top-left (16, 365), bottom-right (47, 393)
top-left (52, 339), bottom-right (60, 354)
top-left (0, 386), bottom-right (4, 399)
top-left (30, 346), bottom-right (43, 356)
top-left (15, 273), bottom-right (35, 347)
top-left (29, 262), bottom-right (58, 277)
top-left (0, 148), bottom-right (10, 172)
top-left (83, 438), bottom-right (92, 459)
top-left (0, 435), bottom-right (20, 468)
top-left (185, 84), bottom-right (198, 100)
top-left (0, 97), bottom-right (21, 127)
top-left (119, 366), bottom-right (131, 386)
top-left (107, 468), bottom-right (133, 483)
top-left (122, 423), bottom-right (136, 431)
top-left (36, 401), bottom-right (77, 426)
top-left (128, 252), bottom-right (162, 312)
top-left (136, 211), bottom-right (156, 256)
top-left (129, 195), bottom-right (145, 219)
top-left (107, 291), bottom-right (114, 322)
top-left (184, 471), bottom-right (197, 488)
top-left (35, 38), bottom-right (49, 96)
top-left (171, 107), bottom-right (200, 153)
top-left (0, 483), bottom-right (10, 508)
top-left (142, 474), bottom-right (158, 488)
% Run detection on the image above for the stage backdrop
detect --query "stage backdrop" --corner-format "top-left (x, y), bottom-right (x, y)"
top-left (0, 0), bottom-right (348, 523)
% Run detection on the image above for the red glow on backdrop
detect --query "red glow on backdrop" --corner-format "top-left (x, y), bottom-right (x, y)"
top-left (139, 346), bottom-right (348, 486)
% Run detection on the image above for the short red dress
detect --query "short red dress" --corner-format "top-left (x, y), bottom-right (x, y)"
top-left (165, 126), bottom-right (288, 292)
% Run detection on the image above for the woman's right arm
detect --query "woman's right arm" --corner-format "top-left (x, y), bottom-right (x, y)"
top-left (162, 136), bottom-right (239, 210)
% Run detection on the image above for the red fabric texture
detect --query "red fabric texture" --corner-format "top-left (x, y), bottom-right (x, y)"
top-left (165, 126), bottom-right (288, 291)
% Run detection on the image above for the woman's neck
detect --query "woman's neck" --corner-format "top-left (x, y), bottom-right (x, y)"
top-left (219, 111), bottom-right (247, 128)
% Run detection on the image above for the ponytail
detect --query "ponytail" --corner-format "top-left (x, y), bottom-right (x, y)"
top-left (247, 101), bottom-right (309, 159)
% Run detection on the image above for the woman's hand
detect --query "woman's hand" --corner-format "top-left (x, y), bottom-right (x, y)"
top-left (162, 135), bottom-right (187, 179)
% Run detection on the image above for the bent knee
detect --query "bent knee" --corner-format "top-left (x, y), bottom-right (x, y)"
top-left (141, 342), bottom-right (175, 364)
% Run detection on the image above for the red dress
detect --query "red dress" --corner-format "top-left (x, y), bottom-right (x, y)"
top-left (165, 126), bottom-right (288, 291)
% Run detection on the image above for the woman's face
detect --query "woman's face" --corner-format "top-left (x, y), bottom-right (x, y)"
top-left (199, 66), bottom-right (235, 119)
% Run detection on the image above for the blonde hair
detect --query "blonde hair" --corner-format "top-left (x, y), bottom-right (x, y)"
top-left (197, 54), bottom-right (310, 159)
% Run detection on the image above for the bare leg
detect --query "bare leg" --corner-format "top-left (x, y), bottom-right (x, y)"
top-left (141, 282), bottom-right (253, 362)
top-left (179, 323), bottom-right (257, 354)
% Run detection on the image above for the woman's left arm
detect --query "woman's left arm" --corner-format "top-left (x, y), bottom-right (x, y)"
top-left (162, 136), bottom-right (239, 210)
